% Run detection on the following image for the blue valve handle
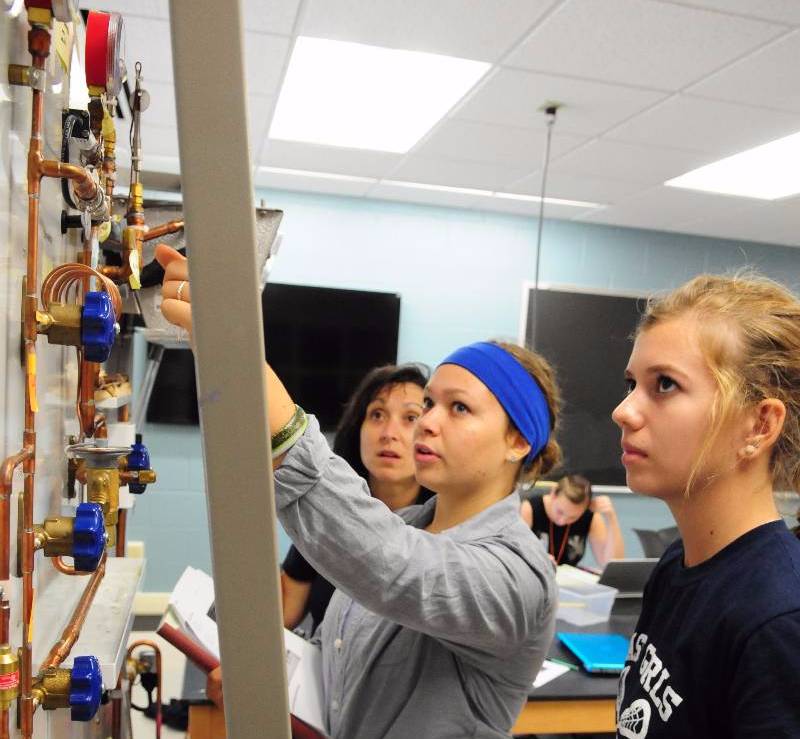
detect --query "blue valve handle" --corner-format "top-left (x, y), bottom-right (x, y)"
top-left (80, 291), bottom-right (115, 362)
top-left (72, 503), bottom-right (105, 572)
top-left (69, 656), bottom-right (102, 722)
top-left (127, 434), bottom-right (151, 495)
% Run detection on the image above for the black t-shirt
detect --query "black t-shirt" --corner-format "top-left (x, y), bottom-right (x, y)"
top-left (529, 493), bottom-right (594, 566)
top-left (282, 489), bottom-right (434, 635)
top-left (617, 520), bottom-right (800, 738)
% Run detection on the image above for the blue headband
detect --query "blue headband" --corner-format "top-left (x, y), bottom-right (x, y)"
top-left (439, 342), bottom-right (551, 464)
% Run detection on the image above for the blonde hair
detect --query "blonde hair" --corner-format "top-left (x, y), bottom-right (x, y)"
top-left (493, 341), bottom-right (562, 485)
top-left (638, 272), bottom-right (800, 493)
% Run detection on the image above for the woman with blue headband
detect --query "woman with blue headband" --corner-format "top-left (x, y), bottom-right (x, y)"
top-left (155, 245), bottom-right (562, 739)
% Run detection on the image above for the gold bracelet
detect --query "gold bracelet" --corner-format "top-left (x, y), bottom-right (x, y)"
top-left (271, 405), bottom-right (307, 458)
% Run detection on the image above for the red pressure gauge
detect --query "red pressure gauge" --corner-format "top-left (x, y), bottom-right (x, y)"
top-left (85, 10), bottom-right (125, 98)
top-left (24, 0), bottom-right (76, 22)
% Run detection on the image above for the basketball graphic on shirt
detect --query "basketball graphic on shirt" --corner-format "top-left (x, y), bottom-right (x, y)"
top-left (619, 699), bottom-right (651, 739)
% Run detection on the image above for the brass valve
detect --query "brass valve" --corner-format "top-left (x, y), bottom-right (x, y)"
top-left (36, 303), bottom-right (81, 348)
top-left (67, 445), bottom-right (130, 549)
top-left (0, 646), bottom-right (19, 710)
top-left (86, 466), bottom-right (119, 548)
top-left (32, 668), bottom-right (71, 710)
top-left (33, 503), bottom-right (106, 572)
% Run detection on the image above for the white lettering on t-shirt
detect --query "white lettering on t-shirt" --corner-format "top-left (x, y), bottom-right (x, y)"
top-left (618, 634), bottom-right (684, 736)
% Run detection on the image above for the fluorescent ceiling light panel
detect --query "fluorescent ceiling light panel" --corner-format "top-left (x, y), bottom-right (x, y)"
top-left (493, 191), bottom-right (601, 208)
top-left (382, 180), bottom-right (492, 197)
top-left (665, 131), bottom-right (800, 200)
top-left (269, 37), bottom-right (490, 153)
top-left (258, 166), bottom-right (377, 184)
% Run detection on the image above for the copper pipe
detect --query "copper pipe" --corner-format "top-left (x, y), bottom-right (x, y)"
top-left (38, 158), bottom-right (98, 202)
top-left (20, 28), bottom-right (48, 739)
top-left (126, 640), bottom-right (162, 739)
top-left (118, 404), bottom-right (129, 423)
top-left (116, 509), bottom-right (127, 557)
top-left (143, 219), bottom-right (184, 241)
top-left (0, 594), bottom-right (9, 644)
top-left (51, 556), bottom-right (83, 576)
top-left (39, 553), bottom-right (106, 672)
top-left (0, 447), bottom-right (33, 580)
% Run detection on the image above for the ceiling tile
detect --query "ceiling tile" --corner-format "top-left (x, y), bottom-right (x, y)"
top-left (483, 196), bottom-right (600, 221)
top-left (657, 0), bottom-right (800, 25)
top-left (688, 30), bottom-right (800, 112)
top-left (551, 139), bottom-right (711, 185)
top-left (415, 119), bottom-right (586, 170)
top-left (677, 200), bottom-right (795, 245)
top-left (455, 68), bottom-right (667, 136)
top-left (242, 0), bottom-right (301, 35)
top-left (300, 0), bottom-right (558, 62)
top-left (122, 17), bottom-right (173, 84)
top-left (606, 94), bottom-right (800, 156)
top-left (367, 182), bottom-right (484, 210)
top-left (507, 0), bottom-right (784, 90)
top-left (140, 122), bottom-right (179, 158)
top-left (578, 184), bottom-right (764, 232)
top-left (253, 167), bottom-right (375, 197)
top-left (244, 33), bottom-right (292, 96)
top-left (507, 170), bottom-right (645, 204)
top-left (140, 80), bottom-right (177, 128)
top-left (260, 139), bottom-right (403, 178)
top-left (387, 155), bottom-right (532, 191)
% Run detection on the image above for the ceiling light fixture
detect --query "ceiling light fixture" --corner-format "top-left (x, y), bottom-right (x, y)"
top-left (269, 36), bottom-right (490, 153)
top-left (665, 130), bottom-right (800, 200)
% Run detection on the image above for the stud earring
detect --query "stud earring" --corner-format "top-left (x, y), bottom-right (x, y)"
top-left (743, 444), bottom-right (757, 457)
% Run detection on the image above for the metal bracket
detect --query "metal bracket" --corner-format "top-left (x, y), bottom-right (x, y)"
top-left (7, 65), bottom-right (46, 91)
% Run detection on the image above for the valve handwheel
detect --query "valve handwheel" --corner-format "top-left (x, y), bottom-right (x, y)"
top-left (69, 656), bottom-right (102, 722)
top-left (80, 291), bottom-right (116, 362)
top-left (72, 502), bottom-right (105, 572)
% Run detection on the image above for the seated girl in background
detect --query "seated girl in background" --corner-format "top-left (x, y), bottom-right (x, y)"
top-left (613, 273), bottom-right (800, 737)
top-left (282, 363), bottom-right (433, 635)
top-left (155, 244), bottom-right (562, 739)
top-left (520, 473), bottom-right (625, 567)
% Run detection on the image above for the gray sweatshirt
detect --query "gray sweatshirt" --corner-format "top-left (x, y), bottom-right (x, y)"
top-left (274, 416), bottom-right (557, 739)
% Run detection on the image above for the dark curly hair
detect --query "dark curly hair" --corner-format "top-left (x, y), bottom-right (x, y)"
top-left (333, 363), bottom-right (434, 502)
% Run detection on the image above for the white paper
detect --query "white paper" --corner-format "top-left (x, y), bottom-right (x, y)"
top-left (167, 567), bottom-right (326, 733)
top-left (533, 659), bottom-right (571, 688)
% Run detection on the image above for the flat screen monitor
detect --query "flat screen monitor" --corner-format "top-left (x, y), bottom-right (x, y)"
top-left (146, 283), bottom-right (401, 431)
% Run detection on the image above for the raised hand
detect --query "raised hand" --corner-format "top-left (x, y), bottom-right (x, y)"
top-left (155, 244), bottom-right (192, 334)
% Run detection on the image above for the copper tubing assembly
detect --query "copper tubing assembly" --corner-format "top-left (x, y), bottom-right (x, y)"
top-left (0, 447), bottom-right (34, 580)
top-left (143, 219), bottom-right (184, 241)
top-left (17, 22), bottom-right (110, 739)
top-left (39, 554), bottom-right (106, 673)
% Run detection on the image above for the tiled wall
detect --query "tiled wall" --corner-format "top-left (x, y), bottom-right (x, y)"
top-left (128, 188), bottom-right (800, 591)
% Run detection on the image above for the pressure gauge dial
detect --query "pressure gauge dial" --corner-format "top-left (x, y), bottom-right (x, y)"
top-left (85, 10), bottom-right (126, 98)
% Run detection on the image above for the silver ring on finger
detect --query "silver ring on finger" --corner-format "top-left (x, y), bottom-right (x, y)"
top-left (176, 280), bottom-right (187, 302)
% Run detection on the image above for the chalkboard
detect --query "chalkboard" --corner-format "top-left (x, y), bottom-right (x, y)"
top-left (523, 286), bottom-right (646, 486)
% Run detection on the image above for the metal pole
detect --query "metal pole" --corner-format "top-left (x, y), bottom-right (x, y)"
top-left (168, 3), bottom-right (291, 737)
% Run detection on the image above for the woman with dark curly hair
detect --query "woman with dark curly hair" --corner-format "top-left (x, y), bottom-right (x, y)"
top-left (281, 363), bottom-right (433, 635)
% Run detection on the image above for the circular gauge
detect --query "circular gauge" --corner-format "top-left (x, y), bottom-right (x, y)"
top-left (85, 11), bottom-right (126, 98)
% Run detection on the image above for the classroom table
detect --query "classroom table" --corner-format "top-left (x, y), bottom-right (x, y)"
top-left (186, 601), bottom-right (641, 738)
top-left (512, 602), bottom-right (640, 736)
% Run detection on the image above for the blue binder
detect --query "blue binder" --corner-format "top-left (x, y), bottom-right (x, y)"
top-left (557, 632), bottom-right (629, 675)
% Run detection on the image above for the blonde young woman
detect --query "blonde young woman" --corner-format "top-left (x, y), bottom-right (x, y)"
top-left (613, 274), bottom-right (800, 738)
top-left (155, 244), bottom-right (561, 739)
